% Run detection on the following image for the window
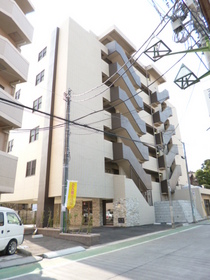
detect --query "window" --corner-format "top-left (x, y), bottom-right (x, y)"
top-left (15, 89), bottom-right (21, 100)
top-left (7, 139), bottom-right (14, 152)
top-left (35, 70), bottom-right (45, 85)
top-left (38, 47), bottom-right (47, 61)
top-left (0, 212), bottom-right (4, 226)
top-left (29, 127), bottom-right (39, 143)
top-left (26, 160), bottom-right (36, 177)
top-left (7, 213), bottom-right (21, 225)
top-left (33, 96), bottom-right (42, 111)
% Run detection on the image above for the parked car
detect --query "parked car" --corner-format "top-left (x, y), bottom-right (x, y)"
top-left (0, 207), bottom-right (24, 255)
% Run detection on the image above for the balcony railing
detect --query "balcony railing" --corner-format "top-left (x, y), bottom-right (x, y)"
top-left (151, 89), bottom-right (169, 107)
top-left (0, 88), bottom-right (23, 128)
top-left (14, 0), bottom-right (34, 14)
top-left (0, 0), bottom-right (34, 46)
top-left (0, 35), bottom-right (29, 83)
top-left (153, 107), bottom-right (172, 126)
top-left (0, 150), bottom-right (17, 193)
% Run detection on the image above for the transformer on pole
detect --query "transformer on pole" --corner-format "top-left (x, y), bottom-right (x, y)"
top-left (151, 0), bottom-right (210, 68)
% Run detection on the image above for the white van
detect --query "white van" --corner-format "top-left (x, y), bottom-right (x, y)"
top-left (0, 207), bottom-right (24, 255)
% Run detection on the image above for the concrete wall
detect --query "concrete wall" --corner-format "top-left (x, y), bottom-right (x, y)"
top-left (154, 200), bottom-right (203, 223)
top-left (173, 188), bottom-right (206, 218)
top-left (114, 176), bottom-right (155, 226)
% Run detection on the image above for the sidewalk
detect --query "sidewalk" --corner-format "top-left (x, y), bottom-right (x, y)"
top-left (0, 223), bottom-right (172, 269)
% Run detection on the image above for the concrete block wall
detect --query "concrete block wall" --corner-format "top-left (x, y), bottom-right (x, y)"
top-left (113, 197), bottom-right (152, 227)
top-left (154, 200), bottom-right (203, 223)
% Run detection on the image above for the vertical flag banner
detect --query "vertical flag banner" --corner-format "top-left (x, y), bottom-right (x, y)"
top-left (65, 180), bottom-right (78, 210)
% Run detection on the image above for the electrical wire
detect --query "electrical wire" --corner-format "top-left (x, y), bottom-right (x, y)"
top-left (0, 97), bottom-right (165, 150)
top-left (70, 3), bottom-right (176, 101)
top-left (72, 18), bottom-right (172, 104)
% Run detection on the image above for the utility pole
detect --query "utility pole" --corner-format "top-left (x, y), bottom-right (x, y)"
top-left (60, 88), bottom-right (71, 233)
top-left (182, 141), bottom-right (196, 223)
top-left (164, 145), bottom-right (175, 229)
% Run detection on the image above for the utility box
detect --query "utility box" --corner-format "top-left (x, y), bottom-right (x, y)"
top-left (171, 18), bottom-right (183, 34)
top-left (185, 0), bottom-right (197, 11)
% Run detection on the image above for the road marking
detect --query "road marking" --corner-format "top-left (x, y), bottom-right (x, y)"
top-left (64, 224), bottom-right (202, 262)
top-left (2, 224), bottom-right (202, 280)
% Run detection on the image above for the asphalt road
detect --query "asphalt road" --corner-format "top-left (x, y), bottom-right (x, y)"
top-left (1, 221), bottom-right (210, 279)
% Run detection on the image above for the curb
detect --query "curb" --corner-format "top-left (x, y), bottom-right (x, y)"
top-left (0, 256), bottom-right (42, 269)
top-left (42, 246), bottom-right (86, 259)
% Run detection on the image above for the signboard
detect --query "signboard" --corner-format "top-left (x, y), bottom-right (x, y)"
top-left (65, 180), bottom-right (78, 210)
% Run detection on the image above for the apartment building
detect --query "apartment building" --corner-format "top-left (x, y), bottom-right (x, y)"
top-left (0, 1), bottom-right (34, 195)
top-left (1, 18), bottom-right (191, 227)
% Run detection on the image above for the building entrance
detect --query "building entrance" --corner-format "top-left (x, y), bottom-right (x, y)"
top-left (103, 200), bottom-right (113, 226)
top-left (82, 201), bottom-right (92, 225)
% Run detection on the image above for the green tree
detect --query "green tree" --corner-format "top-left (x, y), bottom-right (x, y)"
top-left (195, 159), bottom-right (210, 189)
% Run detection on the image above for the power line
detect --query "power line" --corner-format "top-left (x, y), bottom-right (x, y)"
top-left (0, 97), bottom-right (159, 149)
top-left (2, 96), bottom-right (180, 158)
top-left (71, 4), bottom-right (176, 102)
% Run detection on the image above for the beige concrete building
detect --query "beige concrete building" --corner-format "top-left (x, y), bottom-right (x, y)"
top-left (1, 17), bottom-right (199, 227)
top-left (0, 1), bottom-right (34, 194)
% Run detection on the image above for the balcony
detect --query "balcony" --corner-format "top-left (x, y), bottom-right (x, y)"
top-left (160, 165), bottom-right (182, 194)
top-left (0, 0), bottom-right (34, 46)
top-left (0, 88), bottom-right (23, 128)
top-left (158, 145), bottom-right (178, 170)
top-left (0, 150), bottom-right (17, 193)
top-left (15, 0), bottom-right (34, 14)
top-left (0, 35), bottom-right (29, 83)
top-left (153, 106), bottom-right (172, 126)
top-left (162, 124), bottom-right (175, 145)
top-left (151, 89), bottom-right (169, 107)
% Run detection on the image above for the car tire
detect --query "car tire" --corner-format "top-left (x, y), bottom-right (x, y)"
top-left (7, 240), bottom-right (17, 255)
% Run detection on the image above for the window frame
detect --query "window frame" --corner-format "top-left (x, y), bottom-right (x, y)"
top-left (26, 160), bottom-right (36, 177)
top-left (0, 212), bottom-right (4, 226)
top-left (35, 70), bottom-right (45, 85)
top-left (33, 96), bottom-right (42, 111)
top-left (29, 127), bottom-right (39, 143)
top-left (38, 47), bottom-right (47, 61)
top-left (7, 139), bottom-right (14, 152)
top-left (15, 89), bottom-right (21, 100)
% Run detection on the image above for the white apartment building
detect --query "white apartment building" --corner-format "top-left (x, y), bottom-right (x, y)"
top-left (0, 1), bottom-right (34, 194)
top-left (1, 17), bottom-right (194, 227)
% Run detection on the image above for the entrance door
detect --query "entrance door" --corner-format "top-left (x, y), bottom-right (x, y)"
top-left (103, 200), bottom-right (113, 226)
top-left (82, 201), bottom-right (92, 225)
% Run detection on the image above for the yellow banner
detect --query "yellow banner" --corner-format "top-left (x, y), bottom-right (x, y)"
top-left (65, 180), bottom-right (77, 210)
